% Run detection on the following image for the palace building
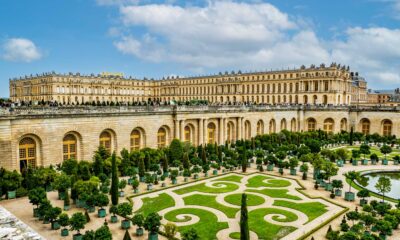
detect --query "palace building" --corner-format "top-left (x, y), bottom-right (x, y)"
top-left (9, 63), bottom-right (367, 106)
top-left (1, 63), bottom-right (398, 172)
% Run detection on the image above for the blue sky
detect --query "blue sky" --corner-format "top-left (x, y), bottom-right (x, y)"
top-left (1, 0), bottom-right (399, 97)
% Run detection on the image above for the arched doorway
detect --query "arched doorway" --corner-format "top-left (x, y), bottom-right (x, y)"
top-left (19, 137), bottom-right (37, 172)
top-left (63, 134), bottom-right (77, 161)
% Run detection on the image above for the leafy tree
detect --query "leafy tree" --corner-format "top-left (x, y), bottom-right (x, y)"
top-left (375, 220), bottom-right (392, 237)
top-left (94, 225), bottom-right (112, 239)
top-left (28, 187), bottom-right (47, 208)
top-left (144, 212), bottom-right (162, 234)
top-left (322, 160), bottom-right (338, 183)
top-left (132, 213), bottom-right (145, 228)
top-left (93, 153), bottom-right (104, 176)
top-left (118, 179), bottom-right (127, 192)
top-left (346, 211), bottom-right (360, 226)
top-left (351, 150), bottom-right (360, 161)
top-left (332, 180), bottom-right (343, 191)
top-left (380, 145), bottom-right (392, 160)
top-left (305, 139), bottom-right (321, 153)
top-left (96, 193), bottom-right (109, 210)
top-left (117, 202), bottom-right (133, 220)
top-left (52, 173), bottom-right (71, 194)
top-left (344, 171), bottom-right (360, 193)
top-left (110, 152), bottom-right (119, 205)
top-left (335, 148), bottom-right (348, 161)
top-left (69, 212), bottom-right (87, 236)
top-left (240, 193), bottom-right (249, 240)
top-left (58, 213), bottom-right (69, 230)
top-left (164, 222), bottom-right (178, 240)
top-left (44, 206), bottom-right (62, 224)
top-left (64, 189), bottom-right (70, 207)
top-left (359, 144), bottom-right (370, 159)
top-left (62, 159), bottom-right (78, 175)
top-left (375, 176), bottom-right (391, 203)
top-left (182, 228), bottom-right (200, 240)
top-left (169, 139), bottom-right (183, 162)
top-left (357, 189), bottom-right (370, 201)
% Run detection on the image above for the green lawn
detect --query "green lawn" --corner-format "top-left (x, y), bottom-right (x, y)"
top-left (229, 232), bottom-right (240, 239)
top-left (248, 208), bottom-right (297, 240)
top-left (339, 146), bottom-right (400, 159)
top-left (183, 194), bottom-right (239, 218)
top-left (246, 188), bottom-right (301, 200)
top-left (134, 193), bottom-right (175, 217)
top-left (174, 182), bottom-right (239, 195)
top-left (246, 175), bottom-right (291, 188)
top-left (224, 193), bottom-right (265, 207)
top-left (164, 208), bottom-right (229, 239)
top-left (273, 200), bottom-right (328, 223)
top-left (213, 175), bottom-right (243, 183)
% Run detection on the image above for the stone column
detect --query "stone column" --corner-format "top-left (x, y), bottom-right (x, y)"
top-left (180, 120), bottom-right (185, 141)
top-left (203, 119), bottom-right (208, 145)
top-left (219, 118), bottom-right (224, 145)
top-left (174, 120), bottom-right (179, 140)
top-left (199, 118), bottom-right (204, 145)
top-left (237, 117), bottom-right (242, 140)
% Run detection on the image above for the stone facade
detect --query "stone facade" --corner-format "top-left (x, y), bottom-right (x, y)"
top-left (0, 105), bottom-right (398, 171)
top-left (9, 63), bottom-right (367, 106)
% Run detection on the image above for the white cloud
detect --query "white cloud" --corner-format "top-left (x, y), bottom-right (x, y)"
top-left (109, 1), bottom-right (400, 89)
top-left (2, 38), bottom-right (42, 62)
top-left (96, 0), bottom-right (140, 6)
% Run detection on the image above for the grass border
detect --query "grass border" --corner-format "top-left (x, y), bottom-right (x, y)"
top-left (127, 170), bottom-right (348, 240)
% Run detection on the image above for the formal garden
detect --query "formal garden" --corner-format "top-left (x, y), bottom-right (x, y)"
top-left (0, 129), bottom-right (400, 239)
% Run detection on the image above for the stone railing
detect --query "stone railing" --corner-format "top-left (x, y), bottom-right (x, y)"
top-left (0, 104), bottom-right (399, 117)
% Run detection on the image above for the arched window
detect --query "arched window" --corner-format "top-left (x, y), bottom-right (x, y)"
top-left (307, 118), bottom-right (316, 131)
top-left (184, 126), bottom-right (191, 143)
top-left (19, 137), bottom-right (36, 171)
top-left (383, 120), bottom-right (392, 136)
top-left (340, 118), bottom-right (347, 131)
top-left (100, 131), bottom-right (112, 152)
top-left (63, 134), bottom-right (77, 161)
top-left (269, 119), bottom-right (276, 133)
top-left (227, 122), bottom-right (235, 143)
top-left (256, 120), bottom-right (264, 135)
top-left (281, 119), bottom-right (287, 130)
top-left (157, 128), bottom-right (167, 148)
top-left (323, 95), bottom-right (328, 105)
top-left (130, 129), bottom-right (141, 151)
top-left (244, 121), bottom-right (251, 139)
top-left (291, 118), bottom-right (296, 132)
top-left (323, 118), bottom-right (334, 133)
top-left (361, 119), bottom-right (370, 135)
top-left (207, 123), bottom-right (216, 144)
top-left (303, 95), bottom-right (308, 104)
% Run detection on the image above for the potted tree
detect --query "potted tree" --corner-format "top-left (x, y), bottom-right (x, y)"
top-left (117, 202), bottom-right (133, 229)
top-left (359, 144), bottom-right (370, 165)
top-left (393, 155), bottom-right (400, 165)
top-left (370, 153), bottom-right (379, 165)
top-left (376, 220), bottom-right (392, 240)
top-left (332, 179), bottom-right (343, 197)
top-left (119, 179), bottom-right (127, 197)
top-left (126, 167), bottom-right (138, 185)
top-left (203, 164), bottom-right (210, 177)
top-left (192, 165), bottom-right (201, 179)
top-left (132, 213), bottom-right (145, 236)
top-left (96, 193), bottom-right (109, 218)
top-left (144, 212), bottom-right (162, 240)
top-left (69, 212), bottom-right (87, 240)
top-left (300, 163), bottom-right (309, 180)
top-left (170, 170), bottom-right (178, 185)
top-left (28, 187), bottom-right (47, 217)
top-left (132, 179), bottom-right (140, 194)
top-left (85, 194), bottom-right (96, 213)
top-left (344, 171), bottom-right (360, 201)
top-left (37, 199), bottom-right (52, 222)
top-left (380, 145), bottom-right (392, 165)
top-left (351, 150), bottom-right (360, 166)
top-left (45, 206), bottom-right (62, 230)
top-left (289, 157), bottom-right (299, 176)
top-left (322, 161), bottom-right (338, 191)
top-left (4, 170), bottom-right (22, 199)
top-left (109, 205), bottom-right (118, 223)
top-left (58, 213), bottom-right (70, 237)
top-left (145, 174), bottom-right (154, 191)
top-left (357, 189), bottom-right (370, 206)
top-left (52, 173), bottom-right (71, 200)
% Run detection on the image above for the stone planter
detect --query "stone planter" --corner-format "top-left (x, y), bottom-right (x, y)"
top-left (336, 160), bottom-right (343, 167)
top-left (325, 183), bottom-right (333, 191)
top-left (140, 176), bottom-right (145, 182)
top-left (121, 219), bottom-right (131, 229)
top-left (51, 221), bottom-right (60, 230)
top-left (63, 205), bottom-right (71, 211)
top-left (76, 199), bottom-right (85, 208)
top-left (119, 191), bottom-right (125, 197)
top-left (362, 159), bottom-right (368, 165)
top-left (133, 188), bottom-right (139, 194)
top-left (344, 192), bottom-right (355, 201)
top-left (7, 190), bottom-right (16, 199)
top-left (161, 182), bottom-right (166, 187)
top-left (335, 189), bottom-right (342, 197)
top-left (98, 208), bottom-right (106, 218)
top-left (194, 174), bottom-right (199, 180)
top-left (184, 177), bottom-right (188, 182)
top-left (172, 179), bottom-right (177, 184)
top-left (58, 191), bottom-right (66, 200)
top-left (147, 184), bottom-right (153, 191)
top-left (33, 208), bottom-right (39, 218)
top-left (73, 234), bottom-right (83, 240)
top-left (204, 172), bottom-right (209, 177)
top-left (128, 178), bottom-right (133, 185)
top-left (394, 160), bottom-right (399, 165)
top-left (61, 228), bottom-right (69, 237)
top-left (352, 160), bottom-right (358, 166)
top-left (111, 215), bottom-right (118, 223)
top-left (136, 227), bottom-right (144, 236)
top-left (278, 168), bottom-right (284, 174)
top-left (360, 199), bottom-right (368, 206)
top-left (163, 172), bottom-right (169, 177)
top-left (267, 165), bottom-right (274, 171)
top-left (148, 232), bottom-right (159, 240)
top-left (290, 169), bottom-right (297, 176)
top-left (371, 159), bottom-right (377, 165)
top-left (383, 159), bottom-right (388, 165)
top-left (213, 169), bottom-right (218, 175)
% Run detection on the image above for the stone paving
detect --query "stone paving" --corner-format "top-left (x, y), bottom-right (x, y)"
top-left (0, 205), bottom-right (44, 240)
top-left (132, 173), bottom-right (343, 240)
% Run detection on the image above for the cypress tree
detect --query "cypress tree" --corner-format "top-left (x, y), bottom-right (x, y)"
top-left (241, 152), bottom-right (247, 173)
top-left (183, 152), bottom-right (190, 170)
top-left (110, 152), bottom-right (119, 206)
top-left (123, 229), bottom-right (132, 240)
top-left (201, 147), bottom-right (207, 165)
top-left (349, 127), bottom-right (354, 146)
top-left (64, 189), bottom-right (70, 207)
top-left (240, 193), bottom-right (249, 240)
top-left (138, 157), bottom-right (145, 178)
